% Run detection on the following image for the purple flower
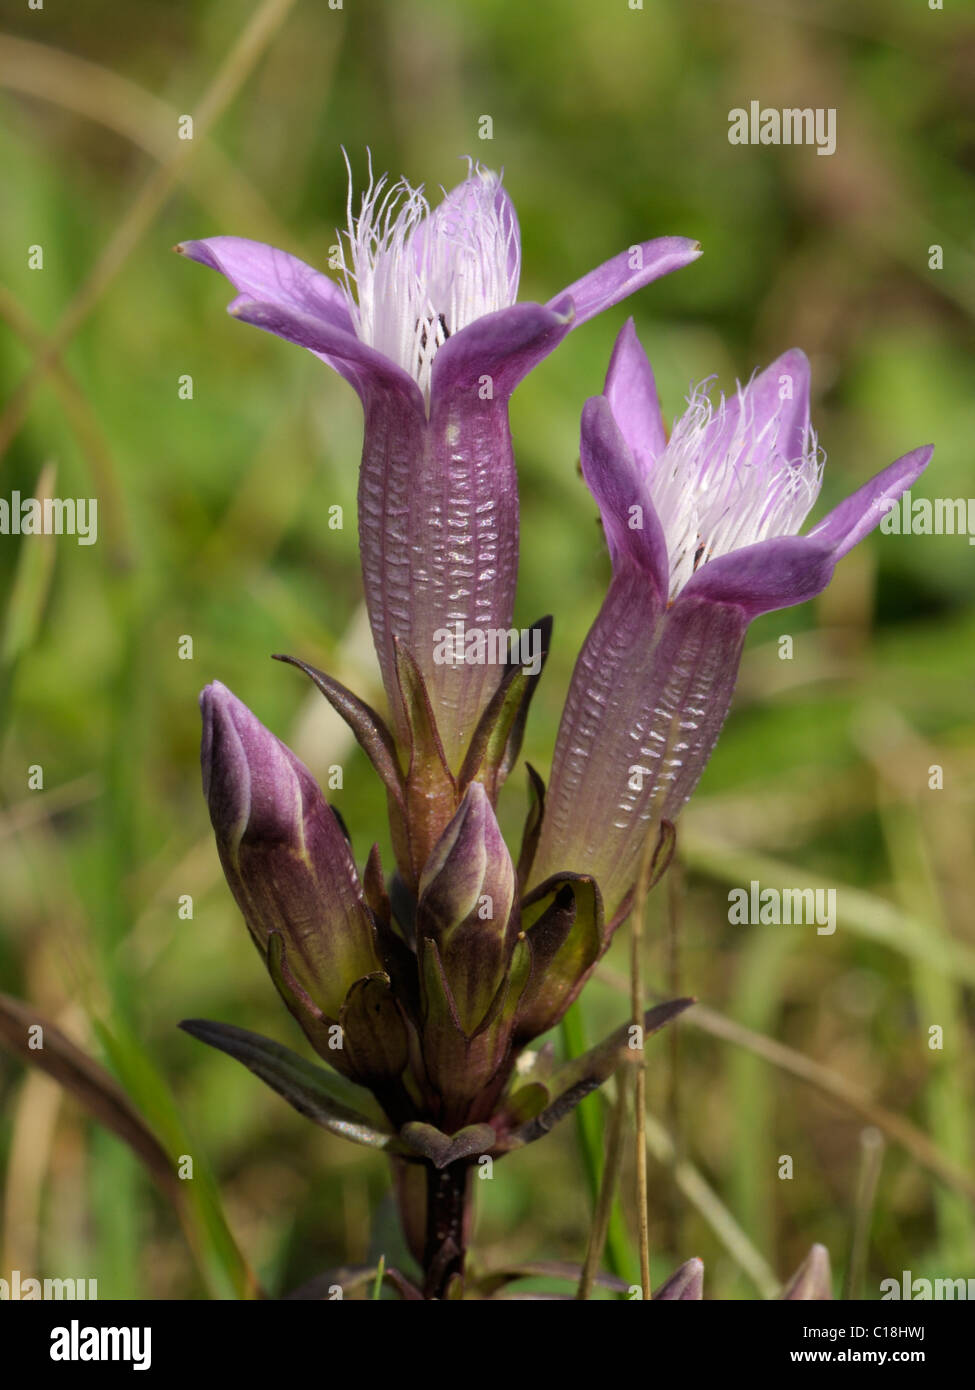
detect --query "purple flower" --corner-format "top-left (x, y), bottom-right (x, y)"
top-left (530, 321), bottom-right (934, 918)
top-left (178, 158), bottom-right (700, 767)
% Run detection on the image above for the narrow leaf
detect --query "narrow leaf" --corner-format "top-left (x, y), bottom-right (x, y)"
top-left (273, 653), bottom-right (404, 801)
top-left (505, 997), bottom-right (695, 1147)
top-left (284, 1263), bottom-right (424, 1301)
top-left (179, 1019), bottom-right (395, 1151)
top-left (478, 1261), bottom-right (630, 1297)
top-left (0, 993), bottom-right (179, 1202)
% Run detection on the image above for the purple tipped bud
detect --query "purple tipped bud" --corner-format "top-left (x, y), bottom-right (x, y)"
top-left (781, 1244), bottom-right (833, 1300)
top-left (416, 782), bottom-right (517, 1034)
top-left (653, 1256), bottom-right (705, 1300)
top-left (200, 682), bottom-right (382, 1028)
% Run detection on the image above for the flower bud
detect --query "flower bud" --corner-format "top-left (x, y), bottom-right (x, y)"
top-left (781, 1244), bottom-right (832, 1301)
top-left (416, 782), bottom-right (517, 1036)
top-left (200, 682), bottom-right (382, 1029)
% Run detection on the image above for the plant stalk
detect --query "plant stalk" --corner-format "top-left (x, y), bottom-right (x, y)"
top-left (422, 1161), bottom-right (472, 1299)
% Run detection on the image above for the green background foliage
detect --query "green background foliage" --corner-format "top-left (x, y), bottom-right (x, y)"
top-left (0, 0), bottom-right (972, 1298)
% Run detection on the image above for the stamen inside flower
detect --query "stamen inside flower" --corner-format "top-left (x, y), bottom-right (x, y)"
top-left (337, 153), bottom-right (520, 401)
top-left (649, 377), bottom-right (824, 600)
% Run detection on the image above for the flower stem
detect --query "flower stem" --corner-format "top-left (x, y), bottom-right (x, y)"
top-left (421, 1161), bottom-right (471, 1299)
top-left (631, 823), bottom-right (660, 1300)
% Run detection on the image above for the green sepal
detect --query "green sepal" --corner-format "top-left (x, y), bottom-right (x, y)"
top-left (516, 763), bottom-right (545, 888)
top-left (394, 639), bottom-right (458, 885)
top-left (498, 1080), bottom-right (550, 1127)
top-left (419, 934), bottom-right (531, 1130)
top-left (265, 930), bottom-right (351, 1074)
top-left (339, 973), bottom-right (410, 1085)
top-left (514, 873), bottom-right (604, 1043)
top-left (272, 653), bottom-right (404, 801)
top-left (457, 616), bottom-right (552, 801)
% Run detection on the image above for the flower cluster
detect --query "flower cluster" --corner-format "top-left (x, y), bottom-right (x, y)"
top-left (180, 157), bottom-right (932, 1298)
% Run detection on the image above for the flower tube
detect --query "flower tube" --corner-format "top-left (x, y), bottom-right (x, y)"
top-left (532, 321), bottom-right (933, 919)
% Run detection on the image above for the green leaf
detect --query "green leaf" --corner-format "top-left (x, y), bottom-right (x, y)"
top-left (0, 995), bottom-right (263, 1300)
top-left (95, 1014), bottom-right (263, 1300)
top-left (0, 993), bottom-right (177, 1200)
top-left (477, 1261), bottom-right (630, 1297)
top-left (505, 997), bottom-right (695, 1148)
top-left (284, 1263), bottom-right (423, 1301)
top-left (179, 1018), bottom-right (396, 1151)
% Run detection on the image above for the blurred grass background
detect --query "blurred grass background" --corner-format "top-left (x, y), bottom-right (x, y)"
top-left (1, 0), bottom-right (973, 1299)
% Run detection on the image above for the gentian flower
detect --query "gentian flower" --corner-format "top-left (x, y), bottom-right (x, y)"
top-left (531, 320), bottom-right (934, 918)
top-left (177, 158), bottom-right (700, 771)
